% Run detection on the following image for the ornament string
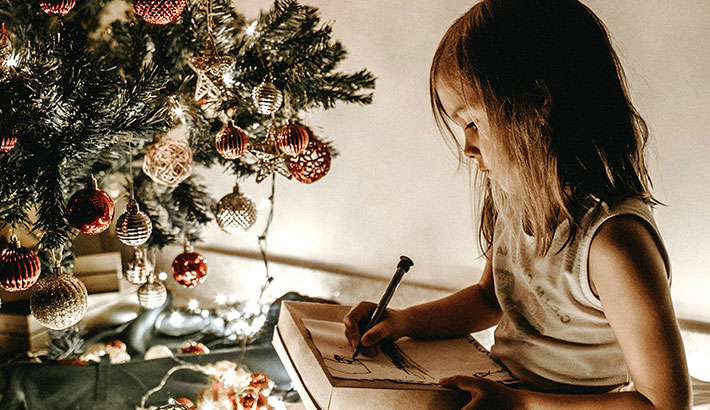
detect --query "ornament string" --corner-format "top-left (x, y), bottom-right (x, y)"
top-left (256, 174), bottom-right (276, 305)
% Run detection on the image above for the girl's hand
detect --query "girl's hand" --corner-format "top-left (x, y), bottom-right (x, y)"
top-left (439, 375), bottom-right (523, 410)
top-left (343, 301), bottom-right (409, 356)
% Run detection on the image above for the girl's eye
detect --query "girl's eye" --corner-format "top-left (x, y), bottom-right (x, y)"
top-left (466, 122), bottom-right (477, 130)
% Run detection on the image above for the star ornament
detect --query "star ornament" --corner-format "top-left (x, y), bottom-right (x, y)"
top-left (187, 38), bottom-right (235, 101)
top-left (246, 137), bottom-right (292, 183)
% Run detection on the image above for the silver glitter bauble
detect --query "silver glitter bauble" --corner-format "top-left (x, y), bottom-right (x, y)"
top-left (137, 275), bottom-right (167, 309)
top-left (213, 185), bottom-right (257, 234)
top-left (124, 248), bottom-right (153, 285)
top-left (30, 269), bottom-right (88, 330)
top-left (251, 78), bottom-right (283, 115)
top-left (116, 198), bottom-right (153, 246)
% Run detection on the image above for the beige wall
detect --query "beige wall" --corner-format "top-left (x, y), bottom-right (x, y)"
top-left (189, 1), bottom-right (710, 320)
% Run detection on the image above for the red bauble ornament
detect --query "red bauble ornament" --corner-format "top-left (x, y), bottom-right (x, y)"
top-left (39, 0), bottom-right (76, 15)
top-left (179, 341), bottom-right (209, 354)
top-left (0, 118), bottom-right (18, 152)
top-left (171, 249), bottom-right (207, 287)
top-left (276, 123), bottom-right (310, 156)
top-left (0, 235), bottom-right (41, 292)
top-left (133, 0), bottom-right (186, 25)
top-left (174, 398), bottom-right (194, 410)
top-left (66, 176), bottom-right (115, 234)
top-left (215, 121), bottom-right (248, 159)
top-left (287, 136), bottom-right (332, 184)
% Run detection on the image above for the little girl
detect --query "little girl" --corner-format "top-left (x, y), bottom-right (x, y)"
top-left (344, 0), bottom-right (692, 409)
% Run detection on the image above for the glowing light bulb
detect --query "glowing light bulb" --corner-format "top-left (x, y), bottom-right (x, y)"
top-left (215, 293), bottom-right (227, 305)
top-left (245, 21), bottom-right (258, 37)
top-left (187, 299), bottom-right (199, 311)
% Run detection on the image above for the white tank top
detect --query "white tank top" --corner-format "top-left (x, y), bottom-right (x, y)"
top-left (490, 197), bottom-right (671, 388)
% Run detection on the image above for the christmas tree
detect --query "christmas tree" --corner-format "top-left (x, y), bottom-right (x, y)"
top-left (0, 0), bottom-right (374, 279)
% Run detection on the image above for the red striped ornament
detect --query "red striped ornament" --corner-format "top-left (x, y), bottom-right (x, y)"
top-left (0, 236), bottom-right (41, 292)
top-left (276, 123), bottom-right (309, 156)
top-left (215, 121), bottom-right (248, 159)
top-left (39, 0), bottom-right (76, 15)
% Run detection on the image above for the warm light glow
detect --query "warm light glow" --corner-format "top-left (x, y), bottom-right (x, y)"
top-left (215, 293), bottom-right (227, 305)
top-left (245, 21), bottom-right (258, 37)
top-left (4, 54), bottom-right (19, 67)
top-left (258, 198), bottom-right (272, 210)
top-left (187, 299), bottom-right (199, 311)
top-left (168, 311), bottom-right (184, 326)
top-left (158, 271), bottom-right (168, 281)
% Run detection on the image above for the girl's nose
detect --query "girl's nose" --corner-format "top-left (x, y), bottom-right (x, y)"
top-left (464, 142), bottom-right (481, 159)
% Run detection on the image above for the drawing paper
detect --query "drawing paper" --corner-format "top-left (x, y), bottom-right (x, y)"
top-left (303, 318), bottom-right (517, 385)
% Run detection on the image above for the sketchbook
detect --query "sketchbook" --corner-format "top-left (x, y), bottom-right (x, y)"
top-left (303, 318), bottom-right (516, 385)
top-left (273, 301), bottom-right (517, 410)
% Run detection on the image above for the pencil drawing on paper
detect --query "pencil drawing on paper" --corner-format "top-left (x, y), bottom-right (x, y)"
top-left (380, 341), bottom-right (431, 380)
top-left (324, 354), bottom-right (372, 375)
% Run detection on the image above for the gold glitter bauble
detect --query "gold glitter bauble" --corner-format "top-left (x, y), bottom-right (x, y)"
top-left (142, 139), bottom-right (192, 187)
top-left (251, 79), bottom-right (283, 115)
top-left (30, 273), bottom-right (88, 330)
top-left (124, 248), bottom-right (153, 285)
top-left (213, 185), bottom-right (257, 234)
top-left (137, 275), bottom-right (167, 308)
top-left (116, 198), bottom-right (153, 246)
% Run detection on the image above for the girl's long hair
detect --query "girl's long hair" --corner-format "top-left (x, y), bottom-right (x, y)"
top-left (430, 0), bottom-right (659, 256)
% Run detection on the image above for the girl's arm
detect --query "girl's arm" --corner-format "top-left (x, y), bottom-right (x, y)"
top-left (442, 215), bottom-right (692, 410)
top-left (344, 257), bottom-right (502, 349)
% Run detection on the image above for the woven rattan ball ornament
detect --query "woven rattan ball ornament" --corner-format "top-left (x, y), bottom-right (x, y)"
top-left (142, 139), bottom-right (192, 187)
top-left (124, 248), bottom-right (153, 285)
top-left (30, 266), bottom-right (88, 330)
top-left (39, 0), bottom-right (76, 15)
top-left (215, 121), bottom-right (248, 159)
top-left (276, 123), bottom-right (310, 156)
top-left (172, 248), bottom-right (207, 287)
top-left (251, 78), bottom-right (283, 115)
top-left (133, 0), bottom-right (186, 25)
top-left (66, 175), bottom-right (115, 234)
top-left (116, 198), bottom-right (152, 246)
top-left (287, 135), bottom-right (331, 184)
top-left (137, 274), bottom-right (167, 309)
top-left (0, 236), bottom-right (41, 292)
top-left (213, 185), bottom-right (257, 234)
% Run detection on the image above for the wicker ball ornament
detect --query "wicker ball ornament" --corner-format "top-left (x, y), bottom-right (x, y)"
top-left (251, 79), bottom-right (283, 115)
top-left (287, 136), bottom-right (331, 184)
top-left (142, 139), bottom-right (192, 187)
top-left (30, 268), bottom-right (88, 330)
top-left (116, 198), bottom-right (152, 246)
top-left (124, 248), bottom-right (153, 285)
top-left (276, 123), bottom-right (310, 156)
top-left (66, 176), bottom-right (115, 235)
top-left (39, 0), bottom-right (76, 15)
top-left (171, 249), bottom-right (207, 287)
top-left (137, 274), bottom-right (167, 309)
top-left (213, 185), bottom-right (257, 234)
top-left (215, 121), bottom-right (248, 159)
top-left (0, 236), bottom-right (41, 292)
top-left (133, 0), bottom-right (186, 25)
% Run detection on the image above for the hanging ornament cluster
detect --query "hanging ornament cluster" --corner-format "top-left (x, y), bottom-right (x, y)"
top-left (39, 0), bottom-right (75, 15)
top-left (215, 121), bottom-right (248, 159)
top-left (187, 37), bottom-right (235, 101)
top-left (0, 235), bottom-right (41, 292)
top-left (172, 245), bottom-right (207, 287)
top-left (30, 260), bottom-right (88, 330)
top-left (251, 76), bottom-right (283, 115)
top-left (116, 198), bottom-right (152, 246)
top-left (133, 0), bottom-right (186, 25)
top-left (66, 175), bottom-right (115, 234)
top-left (142, 139), bottom-right (192, 187)
top-left (0, 118), bottom-right (18, 153)
top-left (287, 134), bottom-right (332, 184)
top-left (213, 185), bottom-right (257, 234)
top-left (246, 131), bottom-right (292, 183)
top-left (137, 273), bottom-right (167, 308)
top-left (276, 123), bottom-right (309, 156)
top-left (124, 248), bottom-right (153, 285)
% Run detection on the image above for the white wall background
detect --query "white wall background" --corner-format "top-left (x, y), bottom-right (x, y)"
top-left (186, 0), bottom-right (710, 320)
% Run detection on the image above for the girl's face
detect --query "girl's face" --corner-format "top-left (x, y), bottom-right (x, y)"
top-left (436, 79), bottom-right (499, 178)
